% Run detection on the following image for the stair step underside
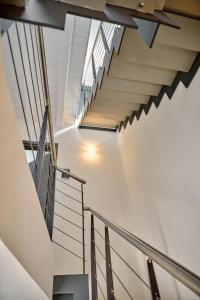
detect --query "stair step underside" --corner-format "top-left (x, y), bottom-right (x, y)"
top-left (81, 13), bottom-right (200, 129)
top-left (164, 1), bottom-right (200, 21)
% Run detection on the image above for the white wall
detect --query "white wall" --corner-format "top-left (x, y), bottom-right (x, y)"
top-left (53, 128), bottom-right (139, 299)
top-left (0, 39), bottom-right (54, 299)
top-left (118, 68), bottom-right (200, 300)
top-left (0, 240), bottom-right (50, 300)
top-left (53, 70), bottom-right (200, 300)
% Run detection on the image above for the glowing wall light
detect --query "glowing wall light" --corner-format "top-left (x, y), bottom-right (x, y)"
top-left (87, 145), bottom-right (96, 155)
top-left (86, 145), bottom-right (96, 159)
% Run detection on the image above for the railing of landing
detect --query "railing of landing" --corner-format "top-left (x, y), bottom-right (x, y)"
top-left (84, 207), bottom-right (200, 300)
top-left (76, 22), bottom-right (120, 122)
top-left (3, 22), bottom-right (85, 246)
top-left (50, 177), bottom-right (200, 300)
top-left (3, 18), bottom-right (200, 300)
top-left (2, 21), bottom-right (57, 238)
top-left (53, 168), bottom-right (86, 274)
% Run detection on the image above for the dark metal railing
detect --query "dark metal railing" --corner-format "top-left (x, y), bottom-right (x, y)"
top-left (3, 17), bottom-right (200, 300)
top-left (5, 21), bottom-right (57, 238)
top-left (56, 167), bottom-right (86, 184)
top-left (4, 20), bottom-right (87, 272)
top-left (52, 172), bottom-right (86, 274)
top-left (76, 22), bottom-right (120, 122)
top-left (84, 206), bottom-right (200, 299)
top-left (90, 214), bottom-right (137, 300)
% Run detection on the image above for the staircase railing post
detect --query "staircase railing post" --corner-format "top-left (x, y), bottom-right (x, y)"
top-left (91, 53), bottom-right (97, 81)
top-left (100, 25), bottom-right (109, 51)
top-left (81, 183), bottom-right (86, 274)
top-left (83, 85), bottom-right (86, 106)
top-left (91, 214), bottom-right (98, 300)
top-left (37, 26), bottom-right (57, 164)
top-left (33, 105), bottom-right (48, 191)
top-left (49, 162), bottom-right (56, 239)
top-left (105, 226), bottom-right (115, 300)
top-left (147, 258), bottom-right (161, 300)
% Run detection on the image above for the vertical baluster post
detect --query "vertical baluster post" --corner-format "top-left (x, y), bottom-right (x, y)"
top-left (105, 226), bottom-right (115, 300)
top-left (83, 86), bottom-right (86, 107)
top-left (37, 26), bottom-right (57, 164)
top-left (91, 53), bottom-right (97, 81)
top-left (81, 183), bottom-right (86, 274)
top-left (147, 258), bottom-right (161, 300)
top-left (33, 105), bottom-right (48, 191)
top-left (100, 25), bottom-right (109, 51)
top-left (91, 215), bottom-right (98, 300)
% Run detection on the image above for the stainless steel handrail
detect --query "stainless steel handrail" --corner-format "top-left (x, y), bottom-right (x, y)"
top-left (38, 26), bottom-right (57, 163)
top-left (38, 26), bottom-right (86, 185)
top-left (82, 22), bottom-right (117, 89)
top-left (56, 166), bottom-right (86, 184)
top-left (84, 206), bottom-right (200, 296)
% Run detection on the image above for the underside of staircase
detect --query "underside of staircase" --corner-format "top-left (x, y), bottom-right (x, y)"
top-left (80, 10), bottom-right (200, 131)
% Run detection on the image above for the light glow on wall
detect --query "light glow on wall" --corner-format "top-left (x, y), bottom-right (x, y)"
top-left (86, 144), bottom-right (96, 160)
top-left (80, 141), bottom-right (101, 164)
top-left (54, 124), bottom-right (75, 137)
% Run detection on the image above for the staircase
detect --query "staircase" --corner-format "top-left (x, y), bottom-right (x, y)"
top-left (1, 20), bottom-right (89, 299)
top-left (78, 12), bottom-right (200, 131)
top-left (1, 3), bottom-right (200, 300)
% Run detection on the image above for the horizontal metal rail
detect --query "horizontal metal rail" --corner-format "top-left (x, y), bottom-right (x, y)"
top-left (56, 188), bottom-right (82, 204)
top-left (84, 206), bottom-right (200, 296)
top-left (96, 259), bottom-right (107, 281)
top-left (55, 200), bottom-right (83, 217)
top-left (77, 22), bottom-right (119, 124)
top-left (83, 22), bottom-right (101, 83)
top-left (53, 240), bottom-right (84, 261)
top-left (110, 244), bottom-right (151, 290)
top-left (56, 166), bottom-right (86, 184)
top-left (112, 267), bottom-right (135, 300)
top-left (38, 26), bottom-right (57, 163)
top-left (53, 226), bottom-right (84, 245)
top-left (54, 212), bottom-right (84, 230)
top-left (97, 278), bottom-right (106, 300)
top-left (56, 177), bottom-right (82, 192)
top-left (37, 27), bottom-right (86, 186)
